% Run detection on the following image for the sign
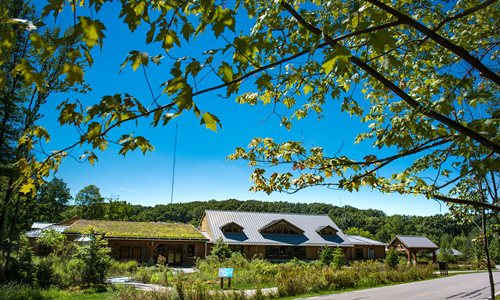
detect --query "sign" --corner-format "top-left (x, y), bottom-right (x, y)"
top-left (218, 268), bottom-right (234, 278)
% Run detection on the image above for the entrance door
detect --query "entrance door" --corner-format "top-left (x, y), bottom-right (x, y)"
top-left (157, 244), bottom-right (183, 266)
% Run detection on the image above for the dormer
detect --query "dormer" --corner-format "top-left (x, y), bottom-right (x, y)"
top-left (316, 225), bottom-right (337, 236)
top-left (220, 222), bottom-right (244, 233)
top-left (259, 219), bottom-right (304, 235)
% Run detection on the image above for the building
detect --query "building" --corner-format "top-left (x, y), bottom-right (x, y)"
top-left (27, 218), bottom-right (208, 266)
top-left (388, 235), bottom-right (438, 265)
top-left (199, 210), bottom-right (386, 261)
top-left (346, 235), bottom-right (387, 260)
top-left (27, 210), bottom-right (387, 264)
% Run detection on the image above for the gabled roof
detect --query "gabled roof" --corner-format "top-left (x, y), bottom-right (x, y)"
top-left (202, 210), bottom-right (352, 247)
top-left (26, 225), bottom-right (69, 238)
top-left (389, 235), bottom-right (438, 249)
top-left (347, 235), bottom-right (386, 246)
top-left (31, 222), bottom-right (55, 229)
top-left (64, 220), bottom-right (207, 240)
top-left (259, 219), bottom-right (305, 234)
top-left (220, 222), bottom-right (244, 231)
top-left (316, 225), bottom-right (337, 235)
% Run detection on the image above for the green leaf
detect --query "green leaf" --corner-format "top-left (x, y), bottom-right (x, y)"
top-left (62, 63), bottom-right (84, 85)
top-left (78, 17), bottom-right (106, 49)
top-left (322, 47), bottom-right (351, 74)
top-left (218, 62), bottom-right (233, 82)
top-left (201, 112), bottom-right (221, 131)
top-left (211, 6), bottom-right (235, 37)
top-left (181, 22), bottom-right (195, 42)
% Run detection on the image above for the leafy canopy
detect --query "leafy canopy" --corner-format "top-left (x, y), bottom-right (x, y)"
top-left (0, 0), bottom-right (498, 213)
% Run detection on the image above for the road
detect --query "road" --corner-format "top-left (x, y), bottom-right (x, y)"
top-left (302, 272), bottom-right (500, 300)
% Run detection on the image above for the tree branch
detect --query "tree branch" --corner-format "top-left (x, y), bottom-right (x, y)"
top-left (366, 0), bottom-right (500, 86)
top-left (280, 1), bottom-right (500, 154)
top-left (432, 194), bottom-right (500, 212)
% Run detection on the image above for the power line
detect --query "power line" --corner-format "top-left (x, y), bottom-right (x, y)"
top-left (170, 124), bottom-right (178, 204)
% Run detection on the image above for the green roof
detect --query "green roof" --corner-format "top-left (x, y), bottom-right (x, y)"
top-left (64, 220), bottom-right (206, 240)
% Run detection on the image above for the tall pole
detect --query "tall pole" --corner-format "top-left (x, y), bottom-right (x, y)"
top-left (170, 124), bottom-right (178, 204)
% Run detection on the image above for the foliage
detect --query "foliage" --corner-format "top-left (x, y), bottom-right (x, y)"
top-left (344, 227), bottom-right (374, 239)
top-left (65, 219), bottom-right (205, 239)
top-left (74, 185), bottom-right (105, 220)
top-left (35, 178), bottom-right (72, 222)
top-left (211, 237), bottom-right (232, 261)
top-left (109, 260), bottom-right (138, 277)
top-left (331, 247), bottom-right (346, 269)
top-left (319, 246), bottom-right (334, 265)
top-left (385, 248), bottom-right (399, 269)
top-left (38, 229), bottom-right (67, 256)
top-left (72, 233), bottom-right (112, 286)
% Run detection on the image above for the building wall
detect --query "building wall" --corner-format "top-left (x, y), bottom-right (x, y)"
top-left (106, 239), bottom-right (206, 265)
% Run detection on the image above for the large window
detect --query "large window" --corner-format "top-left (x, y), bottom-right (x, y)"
top-left (265, 246), bottom-right (305, 259)
top-left (260, 220), bottom-right (304, 235)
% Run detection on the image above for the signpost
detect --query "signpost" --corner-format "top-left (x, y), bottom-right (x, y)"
top-left (218, 268), bottom-right (234, 289)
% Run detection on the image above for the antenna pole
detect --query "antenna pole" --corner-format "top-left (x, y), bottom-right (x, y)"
top-left (170, 124), bottom-right (178, 204)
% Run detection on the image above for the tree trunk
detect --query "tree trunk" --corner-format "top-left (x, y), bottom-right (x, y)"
top-left (482, 207), bottom-right (495, 300)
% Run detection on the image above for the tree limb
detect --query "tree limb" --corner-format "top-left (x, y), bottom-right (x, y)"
top-left (432, 195), bottom-right (500, 213)
top-left (280, 1), bottom-right (500, 154)
top-left (366, 0), bottom-right (500, 86)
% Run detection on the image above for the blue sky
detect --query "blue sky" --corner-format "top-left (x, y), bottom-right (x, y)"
top-left (34, 1), bottom-right (448, 216)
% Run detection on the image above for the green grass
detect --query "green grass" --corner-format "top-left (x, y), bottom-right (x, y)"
top-left (65, 220), bottom-right (206, 239)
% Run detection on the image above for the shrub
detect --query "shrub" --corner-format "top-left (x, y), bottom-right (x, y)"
top-left (110, 260), bottom-right (138, 276)
top-left (319, 246), bottom-right (334, 265)
top-left (0, 283), bottom-right (43, 300)
top-left (72, 233), bottom-right (112, 286)
top-left (34, 258), bottom-right (56, 288)
top-left (211, 237), bottom-right (232, 261)
top-left (385, 248), bottom-right (399, 268)
top-left (331, 247), bottom-right (345, 269)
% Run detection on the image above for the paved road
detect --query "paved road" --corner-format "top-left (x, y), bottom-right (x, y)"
top-left (302, 272), bottom-right (499, 300)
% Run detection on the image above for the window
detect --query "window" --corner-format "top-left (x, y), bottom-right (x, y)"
top-left (187, 244), bottom-right (195, 257)
top-left (260, 220), bottom-right (304, 234)
top-left (132, 247), bottom-right (141, 261)
top-left (220, 222), bottom-right (244, 233)
top-left (120, 246), bottom-right (130, 260)
top-left (355, 248), bottom-right (364, 259)
top-left (316, 225), bottom-right (337, 236)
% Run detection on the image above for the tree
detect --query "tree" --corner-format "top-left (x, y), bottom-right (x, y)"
top-left (73, 232), bottom-right (112, 286)
top-left (211, 237), bottom-right (232, 261)
top-left (344, 227), bottom-right (374, 239)
top-left (331, 247), bottom-right (346, 269)
top-left (74, 185), bottom-right (105, 219)
top-left (1, 0), bottom-right (498, 295)
top-left (385, 247), bottom-right (399, 268)
top-left (35, 177), bottom-right (72, 222)
top-left (319, 245), bottom-right (334, 265)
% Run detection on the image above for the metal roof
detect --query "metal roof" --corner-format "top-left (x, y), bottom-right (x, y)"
top-left (31, 222), bottom-right (55, 229)
top-left (390, 235), bottom-right (438, 249)
top-left (26, 225), bottom-right (69, 238)
top-left (202, 210), bottom-right (353, 247)
top-left (347, 235), bottom-right (386, 246)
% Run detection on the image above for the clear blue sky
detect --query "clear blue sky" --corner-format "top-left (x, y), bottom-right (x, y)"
top-left (35, 1), bottom-right (448, 216)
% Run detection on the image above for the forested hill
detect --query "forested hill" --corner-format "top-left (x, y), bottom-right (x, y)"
top-left (61, 198), bottom-right (471, 244)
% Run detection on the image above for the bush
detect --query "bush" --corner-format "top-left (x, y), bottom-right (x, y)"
top-left (72, 233), bottom-right (112, 286)
top-left (385, 248), bottom-right (399, 268)
top-left (0, 283), bottom-right (43, 300)
top-left (110, 260), bottom-right (139, 276)
top-left (319, 246), bottom-right (334, 265)
top-left (331, 247), bottom-right (345, 269)
top-left (211, 237), bottom-right (232, 261)
top-left (34, 258), bottom-right (56, 288)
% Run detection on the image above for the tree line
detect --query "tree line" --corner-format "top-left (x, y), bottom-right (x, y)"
top-left (29, 180), bottom-right (500, 266)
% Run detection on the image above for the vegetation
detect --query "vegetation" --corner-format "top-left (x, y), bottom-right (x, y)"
top-left (128, 252), bottom-right (435, 299)
top-left (65, 220), bottom-right (205, 239)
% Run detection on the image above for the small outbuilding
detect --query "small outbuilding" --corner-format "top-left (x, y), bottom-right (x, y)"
top-left (388, 235), bottom-right (438, 265)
